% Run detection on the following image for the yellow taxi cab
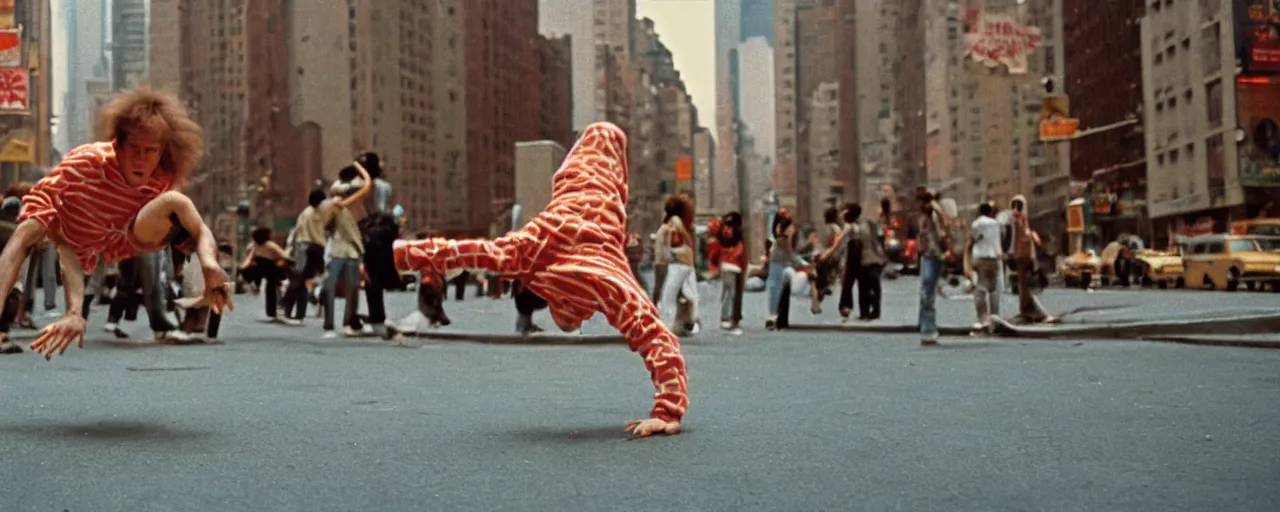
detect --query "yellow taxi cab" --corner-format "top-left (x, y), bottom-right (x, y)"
top-left (1135, 246), bottom-right (1185, 289)
top-left (1181, 234), bottom-right (1280, 291)
top-left (1058, 249), bottom-right (1102, 289)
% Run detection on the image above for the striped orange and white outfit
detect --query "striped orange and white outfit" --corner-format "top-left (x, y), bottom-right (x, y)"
top-left (17, 141), bottom-right (176, 273)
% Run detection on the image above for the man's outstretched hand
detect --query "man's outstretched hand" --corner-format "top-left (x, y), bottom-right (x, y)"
top-left (30, 314), bottom-right (86, 360)
top-left (201, 262), bottom-right (234, 315)
top-left (624, 418), bottom-right (681, 439)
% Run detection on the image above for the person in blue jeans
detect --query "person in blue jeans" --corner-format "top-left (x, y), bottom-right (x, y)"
top-left (765, 208), bottom-right (797, 330)
top-left (319, 162), bottom-right (373, 338)
top-left (914, 188), bottom-right (953, 345)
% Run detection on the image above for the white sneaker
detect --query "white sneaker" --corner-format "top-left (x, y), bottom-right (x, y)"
top-left (103, 322), bottom-right (118, 332)
top-left (322, 330), bottom-right (338, 339)
top-left (155, 330), bottom-right (200, 344)
top-left (276, 317), bottom-right (302, 326)
top-left (719, 321), bottom-right (733, 330)
top-left (343, 326), bottom-right (360, 337)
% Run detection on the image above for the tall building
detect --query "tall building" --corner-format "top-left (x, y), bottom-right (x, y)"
top-left (834, 0), bottom-right (861, 209)
top-left (537, 34), bottom-right (575, 149)
top-left (773, 0), bottom-right (800, 215)
top-left (713, 0), bottom-right (742, 215)
top-left (1141, 0), bottom-right (1280, 238)
top-left (895, 0), bottom-right (927, 191)
top-left (737, 36), bottom-right (776, 163)
top-left (1064, 0), bottom-right (1149, 242)
top-left (807, 81), bottom-right (841, 226)
top-left (1, 0), bottom-right (52, 183)
top-left (111, 0), bottom-right (149, 90)
top-left (793, 0), bottom-right (838, 226)
top-left (855, 0), bottom-right (902, 208)
top-left (740, 0), bottom-right (774, 44)
top-left (55, 0), bottom-right (108, 153)
top-left (465, 0), bottom-right (543, 236)
top-left (693, 127), bottom-right (715, 215)
top-left (538, 0), bottom-right (595, 130)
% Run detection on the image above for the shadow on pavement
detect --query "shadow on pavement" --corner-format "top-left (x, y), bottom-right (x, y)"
top-left (503, 424), bottom-right (658, 443)
top-left (4, 420), bottom-right (213, 443)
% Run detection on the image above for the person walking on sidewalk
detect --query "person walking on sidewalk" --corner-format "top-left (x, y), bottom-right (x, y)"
top-left (966, 202), bottom-right (1003, 332)
top-left (915, 188), bottom-right (954, 345)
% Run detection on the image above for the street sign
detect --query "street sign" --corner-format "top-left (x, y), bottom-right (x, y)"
top-left (675, 157), bottom-right (693, 181)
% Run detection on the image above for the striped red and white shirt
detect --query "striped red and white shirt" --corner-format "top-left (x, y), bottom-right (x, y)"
top-left (18, 141), bottom-right (175, 272)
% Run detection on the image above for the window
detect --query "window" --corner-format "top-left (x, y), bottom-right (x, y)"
top-left (1206, 79), bottom-right (1223, 128)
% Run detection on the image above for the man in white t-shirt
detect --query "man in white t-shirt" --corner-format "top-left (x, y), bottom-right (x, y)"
top-left (967, 202), bottom-right (1003, 329)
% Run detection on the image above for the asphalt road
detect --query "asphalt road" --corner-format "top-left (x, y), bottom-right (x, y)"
top-left (1, 280), bottom-right (1278, 511)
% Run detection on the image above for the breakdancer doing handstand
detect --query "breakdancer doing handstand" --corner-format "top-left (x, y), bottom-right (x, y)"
top-left (393, 123), bottom-right (688, 439)
top-left (0, 87), bottom-right (233, 359)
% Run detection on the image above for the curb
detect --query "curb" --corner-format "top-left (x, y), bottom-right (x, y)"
top-left (987, 313), bottom-right (1280, 340)
top-left (784, 323), bottom-right (974, 336)
top-left (1139, 335), bottom-right (1280, 350)
top-left (407, 330), bottom-right (627, 345)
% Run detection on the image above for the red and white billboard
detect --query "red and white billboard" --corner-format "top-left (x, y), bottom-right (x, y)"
top-left (964, 13), bottom-right (1044, 75)
top-left (0, 67), bottom-right (27, 111)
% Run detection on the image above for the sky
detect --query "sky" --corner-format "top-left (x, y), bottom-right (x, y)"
top-left (636, 0), bottom-right (716, 127)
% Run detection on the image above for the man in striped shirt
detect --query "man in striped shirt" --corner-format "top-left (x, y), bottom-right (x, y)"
top-left (0, 87), bottom-right (232, 359)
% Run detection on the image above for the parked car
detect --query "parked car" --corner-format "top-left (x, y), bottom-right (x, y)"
top-left (1180, 234), bottom-right (1280, 291)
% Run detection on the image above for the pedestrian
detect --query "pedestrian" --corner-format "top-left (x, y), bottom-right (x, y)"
top-left (915, 188), bottom-right (954, 345)
top-left (707, 211), bottom-right (746, 333)
top-left (809, 207), bottom-right (844, 314)
top-left (765, 208), bottom-right (798, 330)
top-left (966, 202), bottom-right (1003, 331)
top-left (238, 226), bottom-right (297, 324)
top-left (657, 194), bottom-right (700, 335)
top-left (1008, 195), bottom-right (1050, 324)
top-left (280, 189), bottom-right (328, 321)
top-left (319, 162), bottom-right (374, 338)
top-left (354, 151), bottom-right (404, 340)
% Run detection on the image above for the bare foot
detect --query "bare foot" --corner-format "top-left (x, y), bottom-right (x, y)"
top-left (624, 418), bottom-right (681, 439)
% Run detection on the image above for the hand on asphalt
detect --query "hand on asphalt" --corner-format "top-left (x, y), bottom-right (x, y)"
top-left (624, 418), bottom-right (681, 439)
top-left (30, 314), bottom-right (86, 360)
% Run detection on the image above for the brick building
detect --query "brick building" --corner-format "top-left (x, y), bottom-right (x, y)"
top-left (464, 0), bottom-right (541, 236)
top-left (150, 0), bottom-right (320, 229)
top-left (895, 0), bottom-right (927, 190)
top-left (1064, 0), bottom-right (1149, 238)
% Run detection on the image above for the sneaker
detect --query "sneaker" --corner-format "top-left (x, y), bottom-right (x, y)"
top-left (155, 330), bottom-right (201, 345)
top-left (765, 316), bottom-right (777, 331)
top-left (0, 340), bottom-right (22, 354)
top-left (719, 321), bottom-right (733, 330)
top-left (103, 322), bottom-right (119, 333)
top-left (276, 317), bottom-right (303, 326)
top-left (343, 326), bottom-right (360, 337)
top-left (921, 333), bottom-right (940, 346)
top-left (322, 330), bottom-right (338, 339)
top-left (727, 327), bottom-right (743, 336)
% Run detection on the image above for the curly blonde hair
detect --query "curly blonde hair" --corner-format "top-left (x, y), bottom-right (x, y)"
top-left (98, 86), bottom-right (204, 187)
